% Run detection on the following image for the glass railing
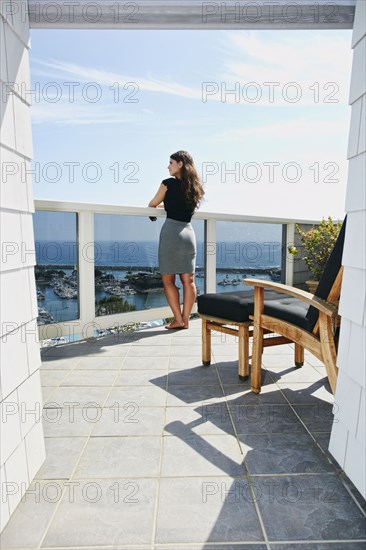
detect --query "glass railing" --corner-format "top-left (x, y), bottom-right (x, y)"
top-left (33, 200), bottom-right (316, 343)
top-left (33, 210), bottom-right (79, 325)
top-left (93, 214), bottom-right (205, 317)
top-left (215, 220), bottom-right (283, 293)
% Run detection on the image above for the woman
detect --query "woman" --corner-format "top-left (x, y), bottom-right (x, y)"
top-left (148, 150), bottom-right (205, 329)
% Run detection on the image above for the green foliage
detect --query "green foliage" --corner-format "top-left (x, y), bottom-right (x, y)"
top-left (96, 295), bottom-right (136, 316)
top-left (289, 216), bottom-right (343, 281)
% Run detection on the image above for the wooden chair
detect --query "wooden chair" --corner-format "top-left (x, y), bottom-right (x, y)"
top-left (244, 217), bottom-right (347, 394)
top-left (197, 289), bottom-right (308, 381)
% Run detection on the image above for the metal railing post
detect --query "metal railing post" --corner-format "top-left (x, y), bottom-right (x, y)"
top-left (78, 210), bottom-right (96, 336)
top-left (204, 218), bottom-right (216, 294)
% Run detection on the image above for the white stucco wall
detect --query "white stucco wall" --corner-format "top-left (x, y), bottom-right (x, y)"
top-left (329, 0), bottom-right (366, 499)
top-left (0, 0), bottom-right (46, 532)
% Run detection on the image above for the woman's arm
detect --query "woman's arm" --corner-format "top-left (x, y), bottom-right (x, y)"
top-left (148, 183), bottom-right (167, 208)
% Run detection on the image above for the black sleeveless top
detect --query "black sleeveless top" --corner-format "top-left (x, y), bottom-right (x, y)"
top-left (161, 177), bottom-right (194, 222)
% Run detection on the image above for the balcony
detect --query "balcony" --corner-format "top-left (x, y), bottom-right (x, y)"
top-left (1, 319), bottom-right (366, 547)
top-left (1, 202), bottom-right (365, 548)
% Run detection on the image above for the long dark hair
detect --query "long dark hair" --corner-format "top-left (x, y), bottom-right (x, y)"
top-left (170, 150), bottom-right (205, 211)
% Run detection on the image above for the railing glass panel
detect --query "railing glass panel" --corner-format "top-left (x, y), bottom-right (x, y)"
top-left (215, 221), bottom-right (283, 293)
top-left (94, 213), bottom-right (204, 316)
top-left (33, 210), bottom-right (79, 323)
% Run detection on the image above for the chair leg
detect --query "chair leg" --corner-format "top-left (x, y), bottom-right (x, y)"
top-left (202, 318), bottom-right (211, 366)
top-left (294, 343), bottom-right (304, 367)
top-left (251, 288), bottom-right (264, 394)
top-left (318, 312), bottom-right (338, 394)
top-left (238, 324), bottom-right (249, 380)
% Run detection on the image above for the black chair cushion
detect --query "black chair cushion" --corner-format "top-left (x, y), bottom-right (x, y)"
top-left (197, 289), bottom-right (300, 324)
top-left (264, 296), bottom-right (311, 330)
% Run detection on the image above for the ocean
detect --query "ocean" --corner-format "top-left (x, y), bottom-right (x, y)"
top-left (35, 240), bottom-right (282, 324)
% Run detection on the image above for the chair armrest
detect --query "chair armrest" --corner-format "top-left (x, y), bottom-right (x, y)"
top-left (243, 278), bottom-right (338, 317)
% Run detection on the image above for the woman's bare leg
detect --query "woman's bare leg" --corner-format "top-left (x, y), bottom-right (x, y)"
top-left (179, 273), bottom-right (197, 329)
top-left (161, 274), bottom-right (185, 328)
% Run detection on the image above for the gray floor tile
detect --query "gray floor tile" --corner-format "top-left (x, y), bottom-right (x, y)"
top-left (267, 365), bottom-right (325, 384)
top-left (60, 369), bottom-right (118, 386)
top-left (131, 335), bottom-right (170, 346)
top-left (170, 345), bottom-right (203, 357)
top-left (34, 437), bottom-right (87, 479)
top-left (254, 474), bottom-right (366, 541)
top-left (224, 384), bottom-right (288, 405)
top-left (161, 434), bottom-right (245, 477)
top-left (43, 386), bottom-right (111, 409)
top-left (91, 406), bottom-right (165, 436)
top-left (74, 356), bottom-right (125, 369)
top-left (262, 353), bottom-right (308, 368)
top-left (239, 433), bottom-right (335, 475)
top-left (87, 344), bottom-right (132, 357)
top-left (155, 545), bottom-right (267, 550)
top-left (164, 404), bottom-right (235, 436)
top-left (41, 385), bottom-right (58, 403)
top-left (216, 362), bottom-right (248, 385)
top-left (41, 478), bottom-right (157, 547)
top-left (165, 385), bottom-right (226, 407)
top-left (229, 404), bottom-right (308, 435)
top-left (42, 342), bottom-right (95, 358)
top-left (167, 366), bottom-right (220, 386)
top-left (211, 344), bottom-right (243, 357)
top-left (0, 480), bottom-right (61, 548)
top-left (4, 325), bottom-right (365, 550)
top-left (270, 542), bottom-right (366, 549)
top-left (277, 382), bottom-right (334, 405)
top-left (127, 345), bottom-right (171, 357)
top-left (292, 403), bottom-right (336, 433)
top-left (155, 477), bottom-right (264, 543)
top-left (42, 407), bottom-right (97, 437)
top-left (106, 385), bottom-right (167, 407)
top-left (169, 356), bottom-right (207, 370)
top-left (40, 356), bottom-right (82, 369)
top-left (121, 356), bottom-right (170, 369)
top-left (170, 336), bottom-right (205, 346)
top-left (116, 369), bottom-right (168, 386)
top-left (40, 370), bottom-right (71, 386)
top-left (73, 436), bottom-right (161, 478)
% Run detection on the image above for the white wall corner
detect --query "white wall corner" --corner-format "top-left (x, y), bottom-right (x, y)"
top-left (334, 370), bottom-right (362, 437)
top-left (352, 0), bottom-right (366, 48)
top-left (329, 420), bottom-right (349, 469)
top-left (349, 35), bottom-right (366, 105)
top-left (342, 210), bottom-right (366, 271)
top-left (17, 369), bottom-right (43, 440)
top-left (3, 440), bottom-right (29, 515)
top-left (24, 420), bottom-right (46, 483)
top-left (345, 152), bottom-right (366, 212)
top-left (339, 266), bottom-right (366, 326)
top-left (347, 95), bottom-right (363, 159)
top-left (0, 388), bottom-right (22, 466)
top-left (356, 387), bottom-right (365, 446)
top-left (0, 464), bottom-right (10, 531)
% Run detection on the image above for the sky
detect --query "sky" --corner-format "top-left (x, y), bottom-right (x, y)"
top-left (29, 28), bottom-right (353, 222)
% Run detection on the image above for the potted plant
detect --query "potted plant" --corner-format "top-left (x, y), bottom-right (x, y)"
top-left (288, 216), bottom-right (343, 293)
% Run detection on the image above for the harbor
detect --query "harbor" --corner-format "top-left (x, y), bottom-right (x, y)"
top-left (35, 264), bottom-right (281, 325)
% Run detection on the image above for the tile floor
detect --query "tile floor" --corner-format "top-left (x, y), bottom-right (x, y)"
top-left (1, 319), bottom-right (366, 550)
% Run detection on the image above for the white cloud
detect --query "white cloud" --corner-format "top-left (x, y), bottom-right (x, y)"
top-left (211, 115), bottom-right (351, 140)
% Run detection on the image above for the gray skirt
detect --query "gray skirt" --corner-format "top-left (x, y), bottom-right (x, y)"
top-left (158, 218), bottom-right (196, 274)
